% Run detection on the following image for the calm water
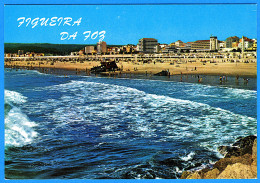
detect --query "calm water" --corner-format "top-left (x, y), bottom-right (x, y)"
top-left (5, 68), bottom-right (257, 179)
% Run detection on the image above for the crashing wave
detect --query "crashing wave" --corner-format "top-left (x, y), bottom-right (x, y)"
top-left (5, 90), bottom-right (38, 147)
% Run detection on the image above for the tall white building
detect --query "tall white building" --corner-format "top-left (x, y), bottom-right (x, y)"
top-left (138, 38), bottom-right (158, 53)
top-left (85, 46), bottom-right (95, 54)
top-left (97, 41), bottom-right (107, 54)
top-left (210, 36), bottom-right (218, 51)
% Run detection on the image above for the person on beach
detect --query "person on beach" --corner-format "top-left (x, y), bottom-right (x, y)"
top-left (244, 78), bottom-right (249, 85)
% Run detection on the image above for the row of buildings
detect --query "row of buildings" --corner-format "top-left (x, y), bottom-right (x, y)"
top-left (74, 35), bottom-right (257, 56)
top-left (5, 35), bottom-right (257, 57)
top-left (136, 35), bottom-right (257, 53)
top-left (72, 42), bottom-right (137, 56)
top-left (5, 50), bottom-right (45, 57)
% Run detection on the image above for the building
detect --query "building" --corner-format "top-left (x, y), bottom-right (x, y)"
top-left (18, 50), bottom-right (24, 56)
top-left (210, 36), bottom-right (218, 51)
top-left (225, 36), bottom-right (239, 48)
top-left (159, 44), bottom-right (168, 49)
top-left (185, 42), bottom-right (193, 49)
top-left (247, 39), bottom-right (257, 51)
top-left (232, 42), bottom-right (239, 49)
top-left (218, 41), bottom-right (225, 49)
top-left (238, 36), bottom-right (254, 50)
top-left (85, 46), bottom-right (95, 54)
top-left (154, 44), bottom-right (161, 53)
top-left (71, 52), bottom-right (79, 56)
top-left (97, 41), bottom-right (107, 54)
top-left (79, 49), bottom-right (85, 55)
top-left (124, 44), bottom-right (136, 53)
top-left (138, 38), bottom-right (158, 53)
top-left (169, 43), bottom-right (175, 47)
top-left (191, 40), bottom-right (210, 51)
top-left (108, 47), bottom-right (120, 54)
top-left (175, 40), bottom-right (185, 47)
top-left (161, 45), bottom-right (177, 53)
top-left (252, 39), bottom-right (257, 50)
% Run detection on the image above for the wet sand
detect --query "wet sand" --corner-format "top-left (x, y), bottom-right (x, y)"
top-left (5, 67), bottom-right (257, 91)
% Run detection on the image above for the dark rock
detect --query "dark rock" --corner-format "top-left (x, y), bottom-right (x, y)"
top-left (154, 70), bottom-right (170, 76)
top-left (158, 158), bottom-right (182, 166)
top-left (218, 135), bottom-right (257, 158)
top-left (217, 146), bottom-right (239, 157)
top-left (185, 162), bottom-right (202, 170)
top-left (232, 135), bottom-right (256, 155)
top-left (224, 147), bottom-right (243, 158)
top-left (233, 135), bottom-right (256, 148)
top-left (91, 61), bottom-right (118, 73)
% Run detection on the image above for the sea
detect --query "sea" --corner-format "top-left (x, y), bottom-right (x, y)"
top-left (4, 68), bottom-right (257, 179)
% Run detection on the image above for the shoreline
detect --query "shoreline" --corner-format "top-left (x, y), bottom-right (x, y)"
top-left (5, 64), bottom-right (257, 91)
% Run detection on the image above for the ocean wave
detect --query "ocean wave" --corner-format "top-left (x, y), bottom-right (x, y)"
top-left (28, 80), bottom-right (257, 154)
top-left (180, 151), bottom-right (196, 161)
top-left (5, 90), bottom-right (27, 105)
top-left (5, 90), bottom-right (38, 147)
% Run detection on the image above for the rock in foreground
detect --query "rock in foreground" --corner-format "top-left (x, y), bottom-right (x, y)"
top-left (181, 136), bottom-right (257, 179)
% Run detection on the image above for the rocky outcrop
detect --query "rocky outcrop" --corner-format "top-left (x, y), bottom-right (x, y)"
top-left (181, 136), bottom-right (257, 179)
top-left (217, 163), bottom-right (256, 179)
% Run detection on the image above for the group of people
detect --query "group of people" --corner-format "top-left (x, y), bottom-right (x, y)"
top-left (219, 75), bottom-right (228, 83)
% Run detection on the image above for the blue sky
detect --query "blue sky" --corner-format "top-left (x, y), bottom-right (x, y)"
top-left (4, 4), bottom-right (257, 45)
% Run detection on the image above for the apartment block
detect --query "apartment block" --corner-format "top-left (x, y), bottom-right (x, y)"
top-left (138, 38), bottom-right (158, 53)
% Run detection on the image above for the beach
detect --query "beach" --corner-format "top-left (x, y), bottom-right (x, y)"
top-left (5, 68), bottom-right (257, 179)
top-left (4, 57), bottom-right (257, 77)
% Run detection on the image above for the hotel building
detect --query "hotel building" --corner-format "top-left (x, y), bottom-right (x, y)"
top-left (191, 40), bottom-right (210, 51)
top-left (85, 46), bottom-right (95, 54)
top-left (138, 38), bottom-right (158, 53)
top-left (210, 36), bottom-right (218, 51)
top-left (97, 41), bottom-right (107, 54)
top-left (225, 36), bottom-right (239, 48)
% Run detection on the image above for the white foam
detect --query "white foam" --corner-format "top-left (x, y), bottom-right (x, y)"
top-left (5, 90), bottom-right (38, 147)
top-left (223, 87), bottom-right (257, 99)
top-left (5, 106), bottom-right (38, 147)
top-left (5, 90), bottom-right (27, 104)
top-left (180, 151), bottom-right (196, 161)
top-left (28, 80), bottom-right (256, 153)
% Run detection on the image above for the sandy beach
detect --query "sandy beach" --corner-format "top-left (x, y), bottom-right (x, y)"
top-left (4, 57), bottom-right (257, 77)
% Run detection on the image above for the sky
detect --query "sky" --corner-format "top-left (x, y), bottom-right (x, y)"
top-left (4, 4), bottom-right (257, 45)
